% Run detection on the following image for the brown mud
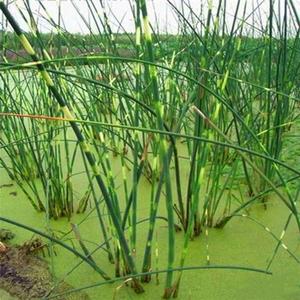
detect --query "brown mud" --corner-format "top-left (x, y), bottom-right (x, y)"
top-left (0, 238), bottom-right (89, 300)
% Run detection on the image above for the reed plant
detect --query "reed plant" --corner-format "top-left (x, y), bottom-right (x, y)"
top-left (1, 0), bottom-right (300, 298)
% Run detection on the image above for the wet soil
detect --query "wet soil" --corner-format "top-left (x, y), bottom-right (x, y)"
top-left (0, 241), bottom-right (89, 300)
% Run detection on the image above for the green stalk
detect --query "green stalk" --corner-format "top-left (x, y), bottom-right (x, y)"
top-left (0, 2), bottom-right (143, 293)
top-left (137, 1), bottom-right (175, 295)
top-left (192, 105), bottom-right (300, 230)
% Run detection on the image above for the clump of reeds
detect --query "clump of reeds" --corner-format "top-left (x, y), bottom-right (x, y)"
top-left (1, 0), bottom-right (300, 298)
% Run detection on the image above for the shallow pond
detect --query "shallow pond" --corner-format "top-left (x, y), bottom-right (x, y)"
top-left (1, 70), bottom-right (300, 299)
top-left (1, 164), bottom-right (300, 299)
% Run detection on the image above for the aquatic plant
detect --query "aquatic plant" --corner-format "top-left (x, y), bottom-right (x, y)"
top-left (0, 0), bottom-right (300, 298)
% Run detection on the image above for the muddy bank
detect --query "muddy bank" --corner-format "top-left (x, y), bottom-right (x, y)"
top-left (0, 238), bottom-right (89, 300)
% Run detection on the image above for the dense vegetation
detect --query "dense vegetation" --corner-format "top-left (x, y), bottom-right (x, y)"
top-left (0, 0), bottom-right (299, 299)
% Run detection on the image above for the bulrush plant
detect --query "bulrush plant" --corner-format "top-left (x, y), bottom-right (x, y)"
top-left (1, 0), bottom-right (300, 299)
top-left (0, 58), bottom-right (83, 218)
top-left (0, 1), bottom-right (144, 293)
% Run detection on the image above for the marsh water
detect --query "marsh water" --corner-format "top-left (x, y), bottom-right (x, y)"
top-left (1, 156), bottom-right (300, 299)
top-left (1, 69), bottom-right (300, 299)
